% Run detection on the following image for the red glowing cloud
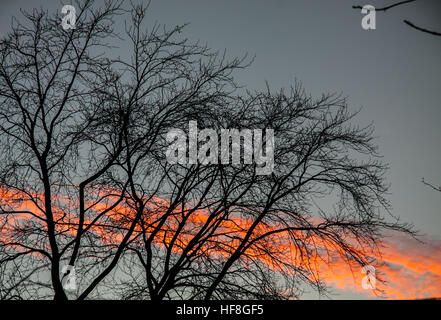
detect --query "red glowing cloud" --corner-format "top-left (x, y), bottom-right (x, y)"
top-left (321, 232), bottom-right (441, 299)
top-left (1, 187), bottom-right (441, 299)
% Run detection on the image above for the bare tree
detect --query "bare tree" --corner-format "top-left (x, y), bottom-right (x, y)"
top-left (112, 79), bottom-right (415, 300)
top-left (1, 0), bottom-right (415, 300)
top-left (353, 0), bottom-right (441, 36)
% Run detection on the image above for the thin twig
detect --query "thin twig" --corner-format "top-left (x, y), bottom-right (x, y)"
top-left (404, 20), bottom-right (441, 36)
top-left (353, 0), bottom-right (417, 12)
top-left (422, 178), bottom-right (441, 192)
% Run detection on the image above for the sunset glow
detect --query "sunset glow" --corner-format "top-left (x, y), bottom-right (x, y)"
top-left (2, 187), bottom-right (440, 299)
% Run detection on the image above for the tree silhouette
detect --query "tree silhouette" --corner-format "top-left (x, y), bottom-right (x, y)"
top-left (0, 0), bottom-right (415, 300)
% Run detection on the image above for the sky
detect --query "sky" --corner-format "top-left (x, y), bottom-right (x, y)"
top-left (0, 0), bottom-right (440, 299)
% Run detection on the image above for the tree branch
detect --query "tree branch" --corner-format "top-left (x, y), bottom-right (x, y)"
top-left (404, 20), bottom-right (441, 36)
top-left (353, 0), bottom-right (417, 12)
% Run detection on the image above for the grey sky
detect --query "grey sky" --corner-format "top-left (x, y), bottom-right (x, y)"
top-left (1, 0), bottom-right (440, 299)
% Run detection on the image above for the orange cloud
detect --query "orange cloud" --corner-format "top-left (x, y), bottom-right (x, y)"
top-left (320, 232), bottom-right (441, 299)
top-left (2, 187), bottom-right (441, 299)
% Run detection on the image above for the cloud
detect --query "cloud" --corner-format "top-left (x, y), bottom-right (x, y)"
top-left (322, 232), bottom-right (441, 299)
top-left (2, 187), bottom-right (441, 299)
